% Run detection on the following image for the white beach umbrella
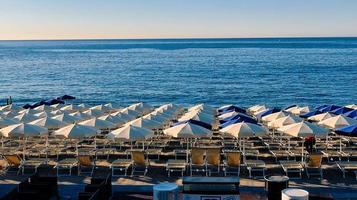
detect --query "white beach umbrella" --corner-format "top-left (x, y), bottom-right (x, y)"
top-left (0, 123), bottom-right (48, 138)
top-left (79, 118), bottom-right (116, 130)
top-left (1, 110), bottom-right (18, 118)
top-left (0, 117), bottom-right (20, 128)
top-left (50, 110), bottom-right (63, 115)
top-left (188, 104), bottom-right (216, 115)
top-left (99, 114), bottom-right (126, 126)
top-left (50, 104), bottom-right (64, 109)
top-left (121, 108), bottom-right (141, 118)
top-left (318, 115), bottom-right (357, 129)
top-left (52, 113), bottom-right (80, 123)
top-left (107, 125), bottom-right (154, 140)
top-left (163, 122), bottom-right (212, 138)
top-left (143, 113), bottom-right (169, 124)
top-left (248, 105), bottom-right (266, 114)
top-left (34, 110), bottom-right (55, 118)
top-left (69, 111), bottom-right (93, 121)
top-left (13, 113), bottom-right (39, 123)
top-left (82, 109), bottom-right (104, 117)
top-left (151, 110), bottom-right (172, 119)
top-left (308, 112), bottom-right (336, 122)
top-left (29, 117), bottom-right (68, 130)
top-left (18, 109), bottom-right (40, 115)
top-left (218, 111), bottom-right (239, 120)
top-left (268, 115), bottom-right (302, 129)
top-left (253, 107), bottom-right (269, 116)
top-left (277, 121), bottom-right (329, 138)
top-left (111, 112), bottom-right (135, 122)
top-left (60, 104), bottom-right (83, 112)
top-left (54, 124), bottom-right (98, 139)
top-left (90, 104), bottom-right (111, 112)
top-left (345, 104), bottom-right (357, 109)
top-left (33, 105), bottom-right (56, 111)
top-left (179, 111), bottom-right (215, 125)
top-left (261, 111), bottom-right (289, 123)
top-left (220, 122), bottom-right (267, 138)
top-left (128, 102), bottom-right (153, 114)
top-left (128, 117), bottom-right (162, 130)
top-left (290, 106), bottom-right (310, 115)
top-left (77, 103), bottom-right (88, 110)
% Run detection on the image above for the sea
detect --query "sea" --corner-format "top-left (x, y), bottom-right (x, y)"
top-left (0, 37), bottom-right (356, 108)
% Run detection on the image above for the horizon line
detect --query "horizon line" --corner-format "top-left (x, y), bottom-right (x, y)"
top-left (1, 36), bottom-right (357, 42)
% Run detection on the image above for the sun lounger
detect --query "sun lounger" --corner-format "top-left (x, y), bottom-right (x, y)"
top-left (206, 147), bottom-right (221, 176)
top-left (111, 159), bottom-right (132, 177)
top-left (336, 161), bottom-right (357, 179)
top-left (223, 151), bottom-right (241, 176)
top-left (55, 158), bottom-right (77, 176)
top-left (270, 150), bottom-right (290, 162)
top-left (190, 148), bottom-right (206, 176)
top-left (3, 154), bottom-right (46, 175)
top-left (78, 155), bottom-right (95, 176)
top-left (305, 153), bottom-right (323, 179)
top-left (280, 161), bottom-right (303, 179)
top-left (166, 159), bottom-right (186, 177)
top-left (245, 159), bottom-right (266, 178)
top-left (131, 150), bottom-right (150, 176)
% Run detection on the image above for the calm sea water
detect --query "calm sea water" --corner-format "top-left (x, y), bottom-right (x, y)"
top-left (0, 38), bottom-right (356, 108)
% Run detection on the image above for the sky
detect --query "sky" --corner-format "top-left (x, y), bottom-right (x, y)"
top-left (0, 0), bottom-right (357, 40)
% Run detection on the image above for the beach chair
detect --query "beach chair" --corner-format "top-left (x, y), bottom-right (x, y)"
top-left (2, 154), bottom-right (24, 175)
top-left (223, 151), bottom-right (241, 176)
top-left (166, 159), bottom-right (187, 177)
top-left (131, 151), bottom-right (150, 176)
top-left (245, 159), bottom-right (266, 178)
top-left (55, 158), bottom-right (77, 176)
top-left (280, 161), bottom-right (303, 179)
top-left (3, 154), bottom-right (46, 175)
top-left (336, 161), bottom-right (357, 179)
top-left (78, 155), bottom-right (95, 176)
top-left (305, 153), bottom-right (323, 179)
top-left (111, 159), bottom-right (132, 177)
top-left (190, 147), bottom-right (206, 176)
top-left (206, 148), bottom-right (221, 176)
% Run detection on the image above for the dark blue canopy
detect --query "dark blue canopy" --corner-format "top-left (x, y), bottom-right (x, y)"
top-left (172, 119), bottom-right (212, 130)
top-left (314, 104), bottom-right (329, 110)
top-left (256, 108), bottom-right (281, 119)
top-left (300, 110), bottom-right (322, 118)
top-left (57, 95), bottom-right (76, 100)
top-left (218, 105), bottom-right (246, 114)
top-left (219, 118), bottom-right (257, 128)
top-left (283, 105), bottom-right (298, 110)
top-left (318, 105), bottom-right (342, 113)
top-left (22, 104), bottom-right (32, 109)
top-left (331, 107), bottom-right (354, 115)
top-left (219, 113), bottom-right (257, 124)
top-left (44, 99), bottom-right (65, 105)
top-left (345, 110), bottom-right (357, 118)
top-left (335, 124), bottom-right (357, 137)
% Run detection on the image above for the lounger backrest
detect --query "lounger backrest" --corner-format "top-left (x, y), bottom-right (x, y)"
top-left (78, 155), bottom-right (93, 166)
top-left (308, 154), bottom-right (322, 168)
top-left (206, 148), bottom-right (221, 166)
top-left (191, 148), bottom-right (205, 165)
top-left (131, 151), bottom-right (146, 166)
top-left (227, 151), bottom-right (241, 167)
top-left (4, 155), bottom-right (22, 166)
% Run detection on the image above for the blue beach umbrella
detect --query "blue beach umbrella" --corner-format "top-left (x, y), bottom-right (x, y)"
top-left (300, 110), bottom-right (322, 118)
top-left (219, 117), bottom-right (257, 128)
top-left (318, 105), bottom-right (342, 113)
top-left (219, 113), bottom-right (256, 124)
top-left (315, 104), bottom-right (329, 110)
top-left (256, 108), bottom-right (281, 120)
top-left (218, 105), bottom-right (246, 114)
top-left (331, 107), bottom-right (354, 115)
top-left (345, 110), bottom-right (357, 118)
top-left (57, 95), bottom-right (76, 100)
top-left (335, 124), bottom-right (357, 137)
top-left (173, 119), bottom-right (212, 130)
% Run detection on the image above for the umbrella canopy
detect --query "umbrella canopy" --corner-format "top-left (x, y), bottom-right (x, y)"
top-left (288, 106), bottom-right (310, 115)
top-left (18, 109), bottom-right (40, 115)
top-left (335, 124), bottom-right (357, 137)
top-left (111, 112), bottom-right (134, 122)
top-left (0, 117), bottom-right (20, 128)
top-left (331, 107), bottom-right (354, 115)
top-left (0, 123), bottom-right (48, 138)
top-left (220, 122), bottom-right (267, 138)
top-left (34, 110), bottom-right (55, 118)
top-left (218, 105), bottom-right (246, 114)
top-left (79, 118), bottom-right (116, 130)
top-left (51, 103), bottom-right (64, 109)
top-left (318, 105), bottom-right (342, 113)
top-left (120, 108), bottom-right (141, 118)
top-left (318, 115), bottom-right (357, 129)
top-left (128, 102), bottom-right (153, 114)
top-left (188, 104), bottom-right (216, 115)
top-left (98, 114), bottom-right (126, 126)
top-left (33, 105), bottom-right (56, 111)
top-left (107, 125), bottom-right (154, 140)
top-left (163, 122), bottom-right (212, 138)
top-left (345, 104), bottom-right (357, 109)
top-left (29, 117), bottom-right (68, 130)
top-left (268, 115), bottom-right (302, 129)
top-left (261, 111), bottom-right (289, 123)
top-left (300, 110), bottom-right (322, 118)
top-left (173, 119), bottom-right (212, 130)
top-left (69, 111), bottom-right (93, 121)
top-left (57, 95), bottom-right (76, 100)
top-left (307, 112), bottom-right (335, 122)
top-left (143, 113), bottom-right (169, 124)
top-left (283, 105), bottom-right (298, 111)
top-left (219, 117), bottom-right (257, 128)
top-left (277, 121), bottom-right (329, 137)
top-left (179, 111), bottom-right (215, 125)
top-left (128, 118), bottom-right (162, 130)
top-left (220, 113), bottom-right (257, 124)
top-left (256, 108), bottom-right (281, 119)
top-left (1, 110), bottom-right (17, 118)
top-left (218, 111), bottom-right (240, 120)
top-left (0, 104), bottom-right (23, 112)
top-left (82, 109), bottom-right (104, 117)
top-left (52, 113), bottom-right (80, 123)
top-left (344, 110), bottom-right (357, 119)
top-left (13, 113), bottom-right (39, 123)
top-left (50, 110), bottom-right (63, 115)
top-left (248, 105), bottom-right (266, 114)
top-left (54, 124), bottom-right (98, 139)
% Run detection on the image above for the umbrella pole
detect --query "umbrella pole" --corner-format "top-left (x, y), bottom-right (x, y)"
top-left (301, 140), bottom-right (304, 163)
top-left (76, 140), bottom-right (79, 157)
top-left (339, 136), bottom-right (342, 153)
top-left (1, 136), bottom-right (3, 148)
top-left (46, 136), bottom-right (49, 162)
top-left (288, 137), bottom-right (291, 151)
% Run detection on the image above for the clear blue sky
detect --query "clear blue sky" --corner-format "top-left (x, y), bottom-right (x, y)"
top-left (1, 0), bottom-right (356, 40)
